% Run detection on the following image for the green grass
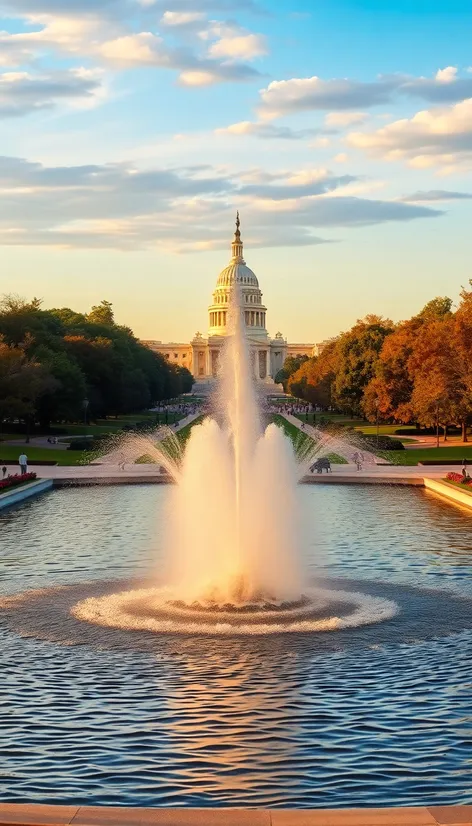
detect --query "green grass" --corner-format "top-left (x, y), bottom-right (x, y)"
top-left (383, 447), bottom-right (472, 466)
top-left (0, 446), bottom-right (89, 466)
top-left (271, 414), bottom-right (348, 464)
top-left (135, 416), bottom-right (205, 465)
top-left (294, 413), bottom-right (367, 428)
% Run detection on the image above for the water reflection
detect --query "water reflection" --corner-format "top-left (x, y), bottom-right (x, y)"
top-left (161, 649), bottom-right (301, 803)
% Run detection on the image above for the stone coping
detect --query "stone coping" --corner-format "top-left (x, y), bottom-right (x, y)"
top-left (0, 805), bottom-right (470, 826)
top-left (49, 475), bottom-right (426, 488)
top-left (424, 478), bottom-right (472, 511)
top-left (0, 479), bottom-right (53, 510)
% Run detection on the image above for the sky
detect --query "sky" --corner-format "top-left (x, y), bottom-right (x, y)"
top-left (1, 0), bottom-right (472, 344)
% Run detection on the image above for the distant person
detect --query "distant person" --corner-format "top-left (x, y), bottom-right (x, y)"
top-left (18, 453), bottom-right (28, 475)
top-left (462, 458), bottom-right (468, 472)
top-left (2, 466), bottom-right (7, 479)
top-left (352, 451), bottom-right (362, 471)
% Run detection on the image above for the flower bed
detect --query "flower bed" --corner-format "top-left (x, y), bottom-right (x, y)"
top-left (445, 472), bottom-right (472, 486)
top-left (0, 473), bottom-right (38, 493)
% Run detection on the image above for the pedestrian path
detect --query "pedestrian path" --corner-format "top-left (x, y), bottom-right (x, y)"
top-left (0, 414), bottom-right (201, 479)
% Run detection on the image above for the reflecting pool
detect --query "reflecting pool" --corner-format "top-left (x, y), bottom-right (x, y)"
top-left (0, 484), bottom-right (471, 808)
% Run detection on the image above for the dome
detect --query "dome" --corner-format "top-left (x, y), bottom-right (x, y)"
top-left (217, 261), bottom-right (259, 288)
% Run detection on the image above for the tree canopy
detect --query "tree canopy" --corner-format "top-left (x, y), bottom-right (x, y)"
top-left (286, 289), bottom-right (472, 440)
top-left (0, 296), bottom-right (194, 430)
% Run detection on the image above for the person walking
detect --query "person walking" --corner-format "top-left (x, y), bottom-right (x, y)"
top-left (2, 466), bottom-right (7, 479)
top-left (18, 453), bottom-right (28, 475)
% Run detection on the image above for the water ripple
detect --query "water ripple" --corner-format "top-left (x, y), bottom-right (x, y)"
top-left (0, 485), bottom-right (471, 808)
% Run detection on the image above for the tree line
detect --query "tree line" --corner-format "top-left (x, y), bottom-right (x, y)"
top-left (0, 296), bottom-right (194, 432)
top-left (279, 284), bottom-right (472, 441)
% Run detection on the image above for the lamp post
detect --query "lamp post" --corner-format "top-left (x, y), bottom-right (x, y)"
top-left (436, 399), bottom-right (440, 449)
top-left (83, 398), bottom-right (89, 437)
top-left (375, 399), bottom-right (380, 450)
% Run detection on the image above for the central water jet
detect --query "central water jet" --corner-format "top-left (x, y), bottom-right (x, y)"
top-left (164, 278), bottom-right (305, 607)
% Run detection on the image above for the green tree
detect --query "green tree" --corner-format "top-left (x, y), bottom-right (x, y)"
top-left (87, 300), bottom-right (115, 326)
top-left (332, 315), bottom-right (394, 417)
top-left (275, 355), bottom-right (309, 392)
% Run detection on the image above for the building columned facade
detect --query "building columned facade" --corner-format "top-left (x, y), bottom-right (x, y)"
top-left (143, 215), bottom-right (325, 384)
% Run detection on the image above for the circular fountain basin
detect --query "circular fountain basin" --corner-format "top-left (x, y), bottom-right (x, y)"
top-left (70, 585), bottom-right (398, 635)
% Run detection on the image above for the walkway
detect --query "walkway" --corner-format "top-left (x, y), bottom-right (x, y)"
top-left (279, 414), bottom-right (457, 479)
top-left (0, 413), bottom-right (201, 480)
top-left (0, 803), bottom-right (468, 826)
top-left (0, 413), bottom-right (465, 484)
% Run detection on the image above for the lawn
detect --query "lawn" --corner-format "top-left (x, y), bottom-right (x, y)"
top-left (383, 447), bottom-right (472, 466)
top-left (271, 414), bottom-right (347, 464)
top-left (0, 410), bottom-right (196, 443)
top-left (0, 446), bottom-right (89, 466)
top-left (135, 416), bottom-right (205, 464)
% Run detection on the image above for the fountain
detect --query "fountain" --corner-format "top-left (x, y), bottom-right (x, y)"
top-left (72, 284), bottom-right (397, 634)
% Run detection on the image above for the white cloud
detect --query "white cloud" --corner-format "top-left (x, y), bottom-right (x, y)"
top-left (207, 25), bottom-right (267, 60)
top-left (0, 5), bottom-right (265, 88)
top-left (98, 33), bottom-right (167, 66)
top-left (215, 120), bottom-right (328, 139)
top-left (334, 153), bottom-right (348, 163)
top-left (160, 11), bottom-right (206, 27)
top-left (179, 70), bottom-right (219, 87)
top-left (347, 98), bottom-right (472, 170)
top-left (257, 70), bottom-right (472, 118)
top-left (400, 189), bottom-right (472, 202)
top-left (325, 111), bottom-right (367, 127)
top-left (0, 68), bottom-right (104, 116)
top-left (435, 66), bottom-right (457, 83)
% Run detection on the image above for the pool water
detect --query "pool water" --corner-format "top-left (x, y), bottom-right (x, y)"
top-left (0, 484), bottom-right (471, 809)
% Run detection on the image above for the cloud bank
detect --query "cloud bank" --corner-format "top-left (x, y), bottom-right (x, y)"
top-left (0, 155), bottom-right (442, 251)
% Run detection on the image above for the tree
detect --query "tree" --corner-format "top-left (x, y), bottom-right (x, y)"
top-left (275, 355), bottom-right (309, 392)
top-left (87, 300), bottom-right (114, 326)
top-left (363, 297), bottom-right (453, 424)
top-left (0, 340), bottom-right (57, 438)
top-left (34, 348), bottom-right (87, 429)
top-left (287, 340), bottom-right (339, 407)
top-left (332, 315), bottom-right (394, 417)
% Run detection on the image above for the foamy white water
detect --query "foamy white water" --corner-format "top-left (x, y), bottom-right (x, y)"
top-left (163, 284), bottom-right (304, 606)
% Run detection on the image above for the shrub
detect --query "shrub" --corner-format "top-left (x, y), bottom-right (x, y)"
top-left (359, 434), bottom-right (406, 451)
top-left (67, 438), bottom-right (95, 451)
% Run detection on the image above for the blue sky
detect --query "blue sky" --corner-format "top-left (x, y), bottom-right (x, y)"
top-left (0, 0), bottom-right (471, 343)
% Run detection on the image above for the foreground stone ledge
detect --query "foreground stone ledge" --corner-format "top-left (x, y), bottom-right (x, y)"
top-left (424, 478), bottom-right (472, 511)
top-left (0, 805), bottom-right (470, 826)
top-left (0, 479), bottom-right (53, 510)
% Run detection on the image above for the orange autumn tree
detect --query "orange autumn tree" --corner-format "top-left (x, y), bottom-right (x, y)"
top-left (363, 297), bottom-right (453, 424)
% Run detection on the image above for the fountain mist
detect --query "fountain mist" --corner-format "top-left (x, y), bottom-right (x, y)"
top-left (165, 285), bottom-right (304, 606)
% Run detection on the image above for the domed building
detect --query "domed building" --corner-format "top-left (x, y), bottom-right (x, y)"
top-left (143, 215), bottom-right (322, 385)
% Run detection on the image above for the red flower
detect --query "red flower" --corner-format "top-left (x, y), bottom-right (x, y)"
top-left (0, 472), bottom-right (37, 492)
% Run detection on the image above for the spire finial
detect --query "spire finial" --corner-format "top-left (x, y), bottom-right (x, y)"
top-left (231, 210), bottom-right (244, 260)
